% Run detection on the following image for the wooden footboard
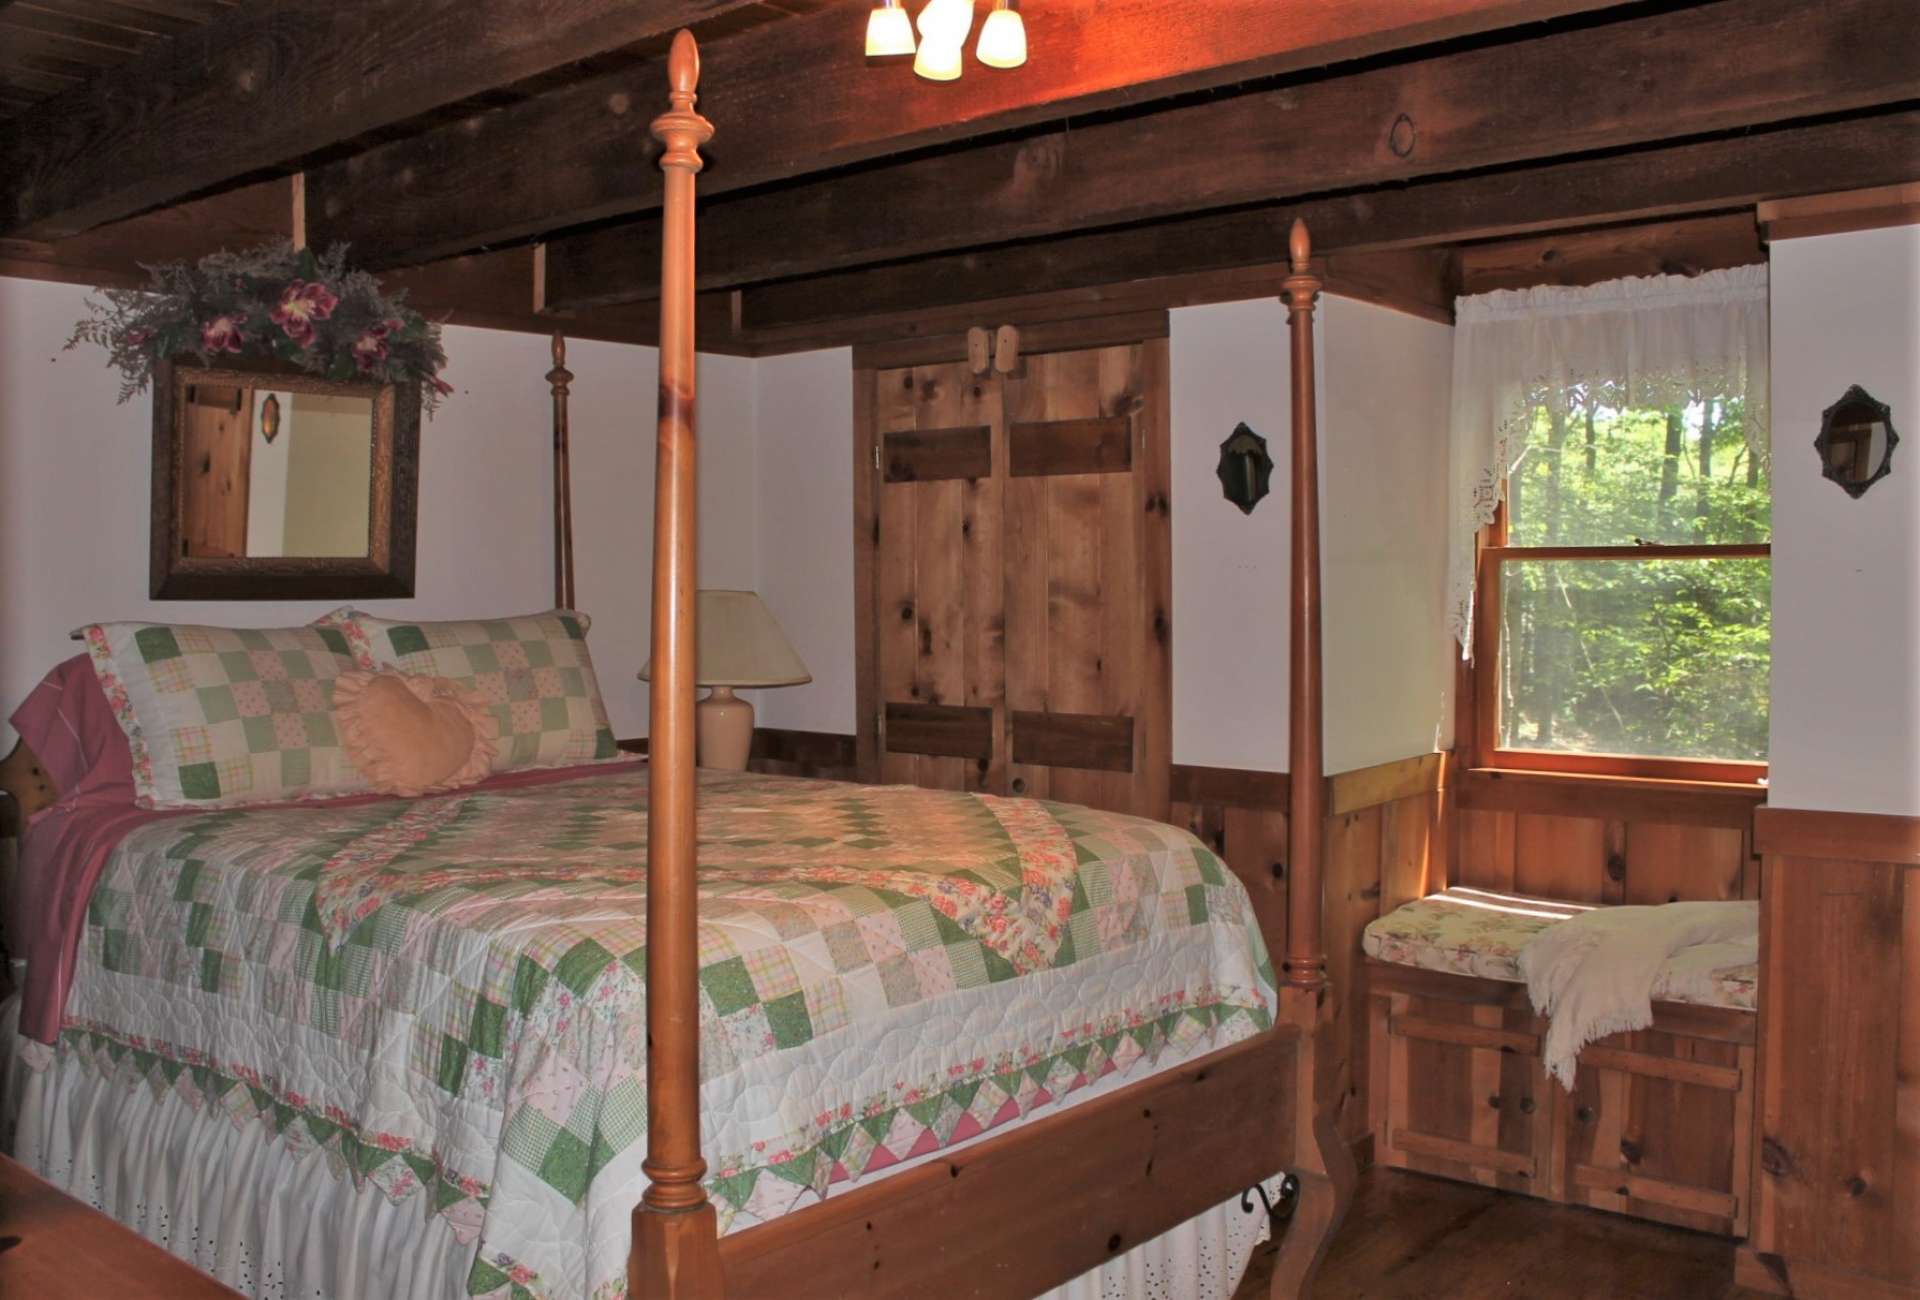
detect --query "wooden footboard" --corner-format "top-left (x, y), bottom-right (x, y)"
top-left (719, 1027), bottom-right (1305, 1299)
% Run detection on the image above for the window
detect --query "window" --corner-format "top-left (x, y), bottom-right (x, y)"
top-left (1472, 391), bottom-right (1770, 782)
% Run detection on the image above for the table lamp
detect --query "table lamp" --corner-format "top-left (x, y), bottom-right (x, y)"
top-left (639, 589), bottom-right (811, 770)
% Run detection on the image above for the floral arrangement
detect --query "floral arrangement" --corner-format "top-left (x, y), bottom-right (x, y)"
top-left (68, 242), bottom-right (452, 412)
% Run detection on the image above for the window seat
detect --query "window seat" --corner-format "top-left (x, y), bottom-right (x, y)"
top-left (1361, 885), bottom-right (1757, 1012)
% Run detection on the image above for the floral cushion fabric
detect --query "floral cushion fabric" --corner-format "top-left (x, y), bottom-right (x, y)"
top-left (82, 620), bottom-right (369, 809)
top-left (1363, 887), bottom-right (1756, 1012)
top-left (338, 609), bottom-right (619, 773)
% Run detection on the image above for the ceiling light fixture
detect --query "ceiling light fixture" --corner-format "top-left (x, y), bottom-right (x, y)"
top-left (867, 0), bottom-right (1026, 80)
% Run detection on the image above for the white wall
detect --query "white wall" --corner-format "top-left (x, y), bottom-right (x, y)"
top-left (1766, 226), bottom-right (1920, 816)
top-left (750, 349), bottom-right (856, 734)
top-left (0, 276), bottom-right (751, 746)
top-left (1321, 295), bottom-right (1455, 771)
top-left (1171, 297), bottom-right (1454, 773)
top-left (245, 388), bottom-right (292, 556)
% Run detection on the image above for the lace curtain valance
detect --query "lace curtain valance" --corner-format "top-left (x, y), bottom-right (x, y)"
top-left (1446, 265), bottom-right (1770, 648)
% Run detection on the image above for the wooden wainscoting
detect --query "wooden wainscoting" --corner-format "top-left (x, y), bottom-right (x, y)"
top-left (1452, 767), bottom-right (1767, 903)
top-left (1172, 751), bottom-right (1446, 1154)
top-left (1740, 807), bottom-right (1920, 1299)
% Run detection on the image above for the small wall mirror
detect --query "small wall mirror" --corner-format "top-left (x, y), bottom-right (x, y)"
top-left (1815, 384), bottom-right (1898, 499)
top-left (1217, 422), bottom-right (1274, 515)
top-left (152, 358), bottom-right (419, 599)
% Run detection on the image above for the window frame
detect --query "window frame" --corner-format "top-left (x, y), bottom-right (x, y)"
top-left (1468, 501), bottom-right (1770, 785)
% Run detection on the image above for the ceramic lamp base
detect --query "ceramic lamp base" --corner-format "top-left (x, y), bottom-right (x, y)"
top-left (696, 686), bottom-right (754, 770)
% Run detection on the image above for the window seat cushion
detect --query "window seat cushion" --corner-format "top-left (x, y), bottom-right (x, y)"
top-left (1363, 886), bottom-right (1756, 1012)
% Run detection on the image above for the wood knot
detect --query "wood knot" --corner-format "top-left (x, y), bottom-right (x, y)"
top-left (1107, 1234), bottom-right (1124, 1253)
top-left (1388, 113), bottom-right (1416, 159)
top-left (1620, 1138), bottom-right (1642, 1165)
top-left (1759, 1137), bottom-right (1794, 1178)
top-left (1847, 1175), bottom-right (1868, 1197)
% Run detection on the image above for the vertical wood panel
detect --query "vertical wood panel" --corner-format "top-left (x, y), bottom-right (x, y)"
top-left (1455, 808), bottom-right (1517, 891)
top-left (1326, 808), bottom-right (1384, 1141)
top-left (852, 369), bottom-right (880, 782)
top-left (1757, 856), bottom-right (1904, 1278)
top-left (1624, 824), bottom-right (1745, 904)
top-left (1514, 813), bottom-right (1609, 902)
top-left (1133, 339), bottom-right (1173, 824)
top-left (1003, 357), bottom-right (1052, 804)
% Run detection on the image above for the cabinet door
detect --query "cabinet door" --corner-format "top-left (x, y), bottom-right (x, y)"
top-left (1376, 992), bottom-right (1554, 1196)
top-left (1559, 1029), bottom-right (1753, 1237)
top-left (1001, 342), bottom-right (1170, 820)
top-left (872, 362), bottom-right (1004, 792)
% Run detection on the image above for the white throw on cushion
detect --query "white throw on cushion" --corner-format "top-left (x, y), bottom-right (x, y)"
top-left (1519, 900), bottom-right (1758, 1089)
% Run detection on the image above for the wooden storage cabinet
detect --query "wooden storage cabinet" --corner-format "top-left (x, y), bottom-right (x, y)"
top-left (1369, 963), bottom-right (1754, 1238)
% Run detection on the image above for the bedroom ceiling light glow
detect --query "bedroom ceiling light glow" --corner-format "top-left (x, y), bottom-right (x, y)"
top-left (867, 0), bottom-right (1026, 80)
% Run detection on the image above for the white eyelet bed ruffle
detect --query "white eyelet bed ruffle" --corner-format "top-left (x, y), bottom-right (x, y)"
top-left (2, 991), bottom-right (1283, 1300)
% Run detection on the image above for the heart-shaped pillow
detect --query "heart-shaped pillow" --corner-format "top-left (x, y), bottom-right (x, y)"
top-left (333, 670), bottom-right (497, 797)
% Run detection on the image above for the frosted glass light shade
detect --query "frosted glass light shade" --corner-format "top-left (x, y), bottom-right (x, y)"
top-left (917, 0), bottom-right (974, 43)
top-left (865, 3), bottom-right (916, 57)
top-left (638, 590), bottom-right (812, 688)
top-left (976, 6), bottom-right (1026, 68)
top-left (913, 35), bottom-right (964, 80)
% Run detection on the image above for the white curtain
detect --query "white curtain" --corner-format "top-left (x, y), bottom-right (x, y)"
top-left (1446, 266), bottom-right (1770, 648)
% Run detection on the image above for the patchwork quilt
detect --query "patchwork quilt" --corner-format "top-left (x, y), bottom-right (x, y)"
top-left (48, 768), bottom-right (1276, 1300)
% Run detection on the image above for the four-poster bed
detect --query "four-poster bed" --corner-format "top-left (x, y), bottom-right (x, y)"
top-left (0, 31), bottom-right (1351, 1300)
top-left (622, 33), bottom-right (1351, 1299)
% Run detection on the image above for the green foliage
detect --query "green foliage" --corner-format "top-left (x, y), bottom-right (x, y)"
top-left (66, 242), bottom-right (451, 413)
top-left (1499, 396), bottom-right (1771, 763)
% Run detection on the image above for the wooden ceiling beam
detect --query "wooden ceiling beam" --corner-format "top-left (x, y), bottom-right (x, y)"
top-left (542, 0), bottom-right (1920, 313)
top-left (303, 0), bottom-right (1633, 269)
top-left (0, 0), bottom-right (767, 239)
top-left (731, 111), bottom-right (1919, 335)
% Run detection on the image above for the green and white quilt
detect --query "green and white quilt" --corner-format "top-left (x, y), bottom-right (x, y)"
top-left (53, 768), bottom-right (1276, 1300)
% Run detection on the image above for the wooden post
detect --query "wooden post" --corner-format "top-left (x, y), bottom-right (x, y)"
top-left (632, 30), bottom-right (724, 1300)
top-left (1282, 218), bottom-right (1326, 992)
top-left (548, 331), bottom-right (576, 611)
top-left (1267, 218), bottom-right (1355, 1300)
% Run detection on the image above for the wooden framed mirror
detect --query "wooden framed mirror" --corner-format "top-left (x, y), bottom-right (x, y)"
top-left (1815, 383), bottom-right (1899, 499)
top-left (151, 357), bottom-right (420, 600)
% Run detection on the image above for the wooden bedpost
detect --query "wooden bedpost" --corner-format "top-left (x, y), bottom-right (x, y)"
top-left (633, 31), bottom-right (724, 1300)
top-left (1267, 219), bottom-right (1356, 1299)
top-left (549, 331), bottom-right (576, 611)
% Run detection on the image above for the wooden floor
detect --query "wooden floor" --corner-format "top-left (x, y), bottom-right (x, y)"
top-left (1238, 1167), bottom-right (1775, 1299)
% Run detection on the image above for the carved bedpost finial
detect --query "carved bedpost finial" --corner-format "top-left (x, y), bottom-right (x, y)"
top-left (652, 30), bottom-right (714, 173)
top-left (547, 330), bottom-right (572, 393)
top-left (1289, 218), bottom-right (1311, 274)
top-left (1282, 218), bottom-right (1322, 319)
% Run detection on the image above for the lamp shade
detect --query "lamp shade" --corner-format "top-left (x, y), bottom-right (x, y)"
top-left (865, 2), bottom-right (916, 57)
top-left (639, 590), bottom-right (812, 688)
top-left (976, 4), bottom-right (1026, 68)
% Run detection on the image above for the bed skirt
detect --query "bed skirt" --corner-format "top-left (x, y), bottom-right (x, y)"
top-left (3, 1003), bottom-right (1278, 1300)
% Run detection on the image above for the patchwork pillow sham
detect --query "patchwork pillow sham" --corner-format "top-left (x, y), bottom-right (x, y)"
top-left (81, 621), bottom-right (370, 809)
top-left (335, 609), bottom-right (619, 772)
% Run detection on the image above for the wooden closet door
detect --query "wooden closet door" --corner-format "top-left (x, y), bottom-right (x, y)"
top-left (1001, 341), bottom-right (1170, 820)
top-left (871, 361), bottom-right (1005, 792)
top-left (856, 333), bottom-right (1169, 821)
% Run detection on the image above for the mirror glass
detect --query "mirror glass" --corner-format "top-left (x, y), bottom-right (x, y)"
top-left (179, 381), bottom-right (375, 559)
top-left (1815, 384), bottom-right (1898, 499)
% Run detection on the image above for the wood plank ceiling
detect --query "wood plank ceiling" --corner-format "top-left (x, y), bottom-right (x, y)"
top-left (0, 0), bottom-right (1914, 354)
